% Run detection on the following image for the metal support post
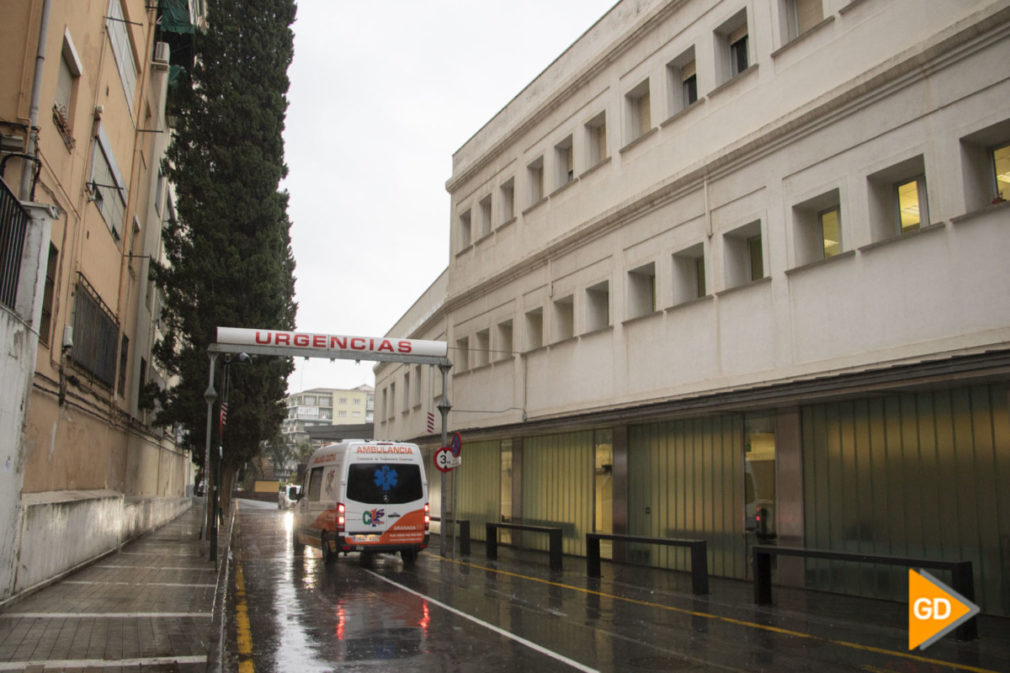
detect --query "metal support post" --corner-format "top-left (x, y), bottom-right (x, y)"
top-left (200, 354), bottom-right (218, 542)
top-left (437, 363), bottom-right (451, 557)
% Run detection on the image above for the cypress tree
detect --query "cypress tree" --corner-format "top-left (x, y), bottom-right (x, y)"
top-left (154, 0), bottom-right (297, 515)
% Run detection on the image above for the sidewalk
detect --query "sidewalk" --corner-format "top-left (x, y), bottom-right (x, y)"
top-left (0, 501), bottom-right (228, 672)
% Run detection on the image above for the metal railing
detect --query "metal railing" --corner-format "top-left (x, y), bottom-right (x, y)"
top-left (0, 178), bottom-right (29, 311)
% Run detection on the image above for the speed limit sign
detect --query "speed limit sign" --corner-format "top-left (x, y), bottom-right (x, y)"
top-left (434, 447), bottom-right (454, 472)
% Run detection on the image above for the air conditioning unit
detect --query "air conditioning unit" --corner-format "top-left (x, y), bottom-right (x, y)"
top-left (153, 41), bottom-right (170, 65)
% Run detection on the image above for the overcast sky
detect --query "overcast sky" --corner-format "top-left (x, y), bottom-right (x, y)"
top-left (281, 1), bottom-right (617, 393)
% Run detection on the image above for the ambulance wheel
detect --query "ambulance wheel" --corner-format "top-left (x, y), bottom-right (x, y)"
top-left (321, 536), bottom-right (337, 565)
top-left (400, 549), bottom-right (418, 564)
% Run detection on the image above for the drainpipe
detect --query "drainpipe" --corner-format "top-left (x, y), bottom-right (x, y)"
top-left (20, 0), bottom-right (54, 202)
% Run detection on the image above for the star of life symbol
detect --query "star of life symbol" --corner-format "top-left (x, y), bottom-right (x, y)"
top-left (373, 466), bottom-right (398, 492)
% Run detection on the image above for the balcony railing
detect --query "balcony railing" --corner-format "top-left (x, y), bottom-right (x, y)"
top-left (0, 178), bottom-right (29, 311)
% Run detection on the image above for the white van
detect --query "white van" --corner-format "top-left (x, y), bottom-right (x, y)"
top-left (293, 440), bottom-right (430, 563)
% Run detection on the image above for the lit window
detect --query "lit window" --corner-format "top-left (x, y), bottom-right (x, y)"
top-left (819, 207), bottom-right (841, 258)
top-left (896, 176), bottom-right (928, 233)
top-left (993, 143), bottom-right (1010, 201)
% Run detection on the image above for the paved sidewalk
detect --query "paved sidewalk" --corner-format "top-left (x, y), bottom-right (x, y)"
top-left (0, 503), bottom-right (225, 672)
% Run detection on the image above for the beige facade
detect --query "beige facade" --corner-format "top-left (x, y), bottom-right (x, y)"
top-left (377, 0), bottom-right (1010, 615)
top-left (283, 385), bottom-right (375, 445)
top-left (0, 1), bottom-right (200, 601)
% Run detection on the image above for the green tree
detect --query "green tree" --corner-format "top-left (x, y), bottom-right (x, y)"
top-left (153, 0), bottom-right (297, 523)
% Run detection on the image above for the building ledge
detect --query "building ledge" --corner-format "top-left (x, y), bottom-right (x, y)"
top-left (715, 275), bottom-right (772, 298)
top-left (706, 63), bottom-right (758, 100)
top-left (497, 216), bottom-right (517, 232)
top-left (660, 98), bottom-right (706, 128)
top-left (858, 222), bottom-right (945, 254)
top-left (784, 249), bottom-right (856, 277)
top-left (950, 199), bottom-right (1010, 225)
top-left (666, 294), bottom-right (714, 313)
top-left (770, 16), bottom-right (835, 59)
top-left (522, 197), bottom-right (548, 217)
top-left (580, 156), bottom-right (612, 179)
top-left (622, 309), bottom-right (663, 327)
top-left (581, 325), bottom-right (614, 339)
top-left (548, 177), bottom-right (579, 199)
top-left (619, 126), bottom-right (658, 155)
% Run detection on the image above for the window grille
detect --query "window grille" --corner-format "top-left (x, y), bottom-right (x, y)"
top-left (72, 273), bottom-right (119, 388)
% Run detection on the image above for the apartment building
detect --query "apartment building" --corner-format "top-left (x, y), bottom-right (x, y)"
top-left (282, 385), bottom-right (375, 447)
top-left (0, 0), bottom-right (204, 601)
top-left (376, 0), bottom-right (1010, 615)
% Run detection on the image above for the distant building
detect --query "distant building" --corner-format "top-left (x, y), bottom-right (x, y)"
top-left (282, 385), bottom-right (375, 450)
top-left (376, 0), bottom-right (1010, 616)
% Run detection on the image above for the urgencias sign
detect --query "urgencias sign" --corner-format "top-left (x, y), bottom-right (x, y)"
top-left (216, 327), bottom-right (448, 359)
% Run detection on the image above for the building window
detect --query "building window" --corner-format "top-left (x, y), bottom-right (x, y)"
top-left (717, 10), bottom-right (750, 83)
top-left (499, 178), bottom-right (515, 223)
top-left (474, 328), bottom-right (490, 368)
top-left (672, 243), bottom-right (706, 304)
top-left (585, 281), bottom-right (610, 332)
top-left (478, 195), bottom-right (492, 239)
top-left (90, 126), bottom-right (128, 241)
top-left (627, 262), bottom-right (656, 319)
top-left (783, 0), bottom-right (823, 41)
top-left (72, 276), bottom-right (119, 388)
top-left (402, 372), bottom-right (410, 413)
top-left (39, 244), bottom-right (59, 347)
top-left (525, 307), bottom-right (543, 350)
top-left (666, 47), bottom-right (697, 116)
top-left (496, 319), bottom-right (513, 360)
top-left (455, 335), bottom-right (469, 371)
top-left (896, 176), bottom-right (928, 234)
top-left (527, 156), bottom-right (544, 205)
top-left (791, 189), bottom-right (842, 265)
top-left (553, 295), bottom-right (574, 341)
top-left (625, 79), bottom-right (651, 144)
top-left (458, 209), bottom-right (471, 250)
top-left (54, 32), bottom-right (82, 145)
top-left (867, 155), bottom-right (928, 241)
top-left (413, 365), bottom-right (422, 405)
top-left (106, 0), bottom-right (137, 113)
top-left (994, 143), bottom-right (1010, 201)
top-left (958, 121), bottom-right (1010, 210)
top-left (818, 207), bottom-right (841, 257)
top-left (554, 135), bottom-right (574, 189)
top-left (724, 220), bottom-right (764, 289)
top-left (585, 112), bottom-right (607, 167)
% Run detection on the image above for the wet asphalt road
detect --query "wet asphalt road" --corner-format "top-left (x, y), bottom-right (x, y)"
top-left (226, 500), bottom-right (1009, 673)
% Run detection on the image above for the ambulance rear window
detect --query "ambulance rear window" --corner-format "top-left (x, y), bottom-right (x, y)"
top-left (346, 464), bottom-right (423, 504)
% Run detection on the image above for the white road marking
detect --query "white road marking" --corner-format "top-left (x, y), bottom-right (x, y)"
top-left (0, 655), bottom-right (206, 670)
top-left (365, 570), bottom-right (599, 673)
top-left (63, 580), bottom-right (215, 587)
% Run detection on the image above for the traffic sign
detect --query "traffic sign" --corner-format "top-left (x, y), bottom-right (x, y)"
top-left (434, 447), bottom-right (454, 472)
top-left (450, 432), bottom-right (463, 457)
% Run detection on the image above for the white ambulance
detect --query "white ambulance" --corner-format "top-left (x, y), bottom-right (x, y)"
top-left (293, 440), bottom-right (430, 564)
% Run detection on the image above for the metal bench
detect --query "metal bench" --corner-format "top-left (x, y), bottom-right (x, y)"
top-left (486, 521), bottom-right (564, 571)
top-left (429, 516), bottom-right (471, 556)
top-left (752, 545), bottom-right (977, 640)
top-left (587, 533), bottom-right (709, 595)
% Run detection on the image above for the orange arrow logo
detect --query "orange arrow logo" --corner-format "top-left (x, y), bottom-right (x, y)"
top-left (908, 569), bottom-right (979, 650)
